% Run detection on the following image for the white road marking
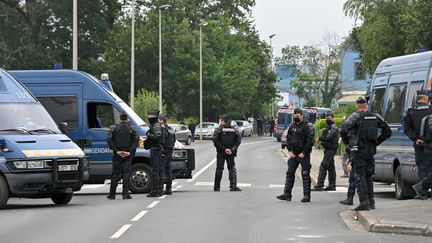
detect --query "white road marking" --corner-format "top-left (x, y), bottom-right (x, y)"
top-left (81, 185), bottom-right (104, 189)
top-left (172, 185), bottom-right (182, 191)
top-left (195, 182), bottom-right (252, 187)
top-left (187, 158), bottom-right (216, 182)
top-left (130, 210), bottom-right (148, 222)
top-left (159, 195), bottom-right (167, 199)
top-left (269, 184), bottom-right (284, 188)
top-left (147, 201), bottom-right (160, 208)
top-left (237, 183), bottom-right (252, 187)
top-left (110, 224), bottom-right (132, 239)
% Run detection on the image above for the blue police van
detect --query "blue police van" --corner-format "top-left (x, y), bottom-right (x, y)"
top-left (0, 69), bottom-right (88, 209)
top-left (368, 51), bottom-right (432, 199)
top-left (11, 70), bottom-right (195, 194)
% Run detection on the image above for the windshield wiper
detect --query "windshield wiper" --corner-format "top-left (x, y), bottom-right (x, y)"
top-left (0, 128), bottom-right (32, 134)
top-left (29, 128), bottom-right (57, 134)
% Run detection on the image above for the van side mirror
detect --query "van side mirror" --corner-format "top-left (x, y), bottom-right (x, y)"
top-left (59, 122), bottom-right (68, 134)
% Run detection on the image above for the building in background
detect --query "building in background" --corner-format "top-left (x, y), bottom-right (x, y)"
top-left (275, 64), bottom-right (303, 107)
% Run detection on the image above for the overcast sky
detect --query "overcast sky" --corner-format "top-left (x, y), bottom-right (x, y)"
top-left (251, 0), bottom-right (356, 57)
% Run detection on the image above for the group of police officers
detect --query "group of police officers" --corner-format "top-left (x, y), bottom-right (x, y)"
top-left (105, 90), bottom-right (432, 211)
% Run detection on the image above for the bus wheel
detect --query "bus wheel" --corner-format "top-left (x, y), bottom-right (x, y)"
top-left (0, 175), bottom-right (9, 209)
top-left (51, 192), bottom-right (73, 205)
top-left (395, 166), bottom-right (415, 200)
top-left (129, 163), bottom-right (152, 193)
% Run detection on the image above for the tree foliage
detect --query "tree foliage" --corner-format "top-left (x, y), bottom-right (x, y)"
top-left (0, 0), bottom-right (275, 122)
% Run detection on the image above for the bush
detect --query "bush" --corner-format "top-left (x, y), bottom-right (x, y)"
top-left (332, 105), bottom-right (356, 118)
top-left (134, 89), bottom-right (166, 122)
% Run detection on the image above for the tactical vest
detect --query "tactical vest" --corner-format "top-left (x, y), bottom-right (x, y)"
top-left (114, 123), bottom-right (133, 148)
top-left (289, 122), bottom-right (308, 150)
top-left (409, 104), bottom-right (432, 136)
top-left (218, 126), bottom-right (237, 147)
top-left (163, 126), bottom-right (176, 150)
top-left (356, 112), bottom-right (378, 146)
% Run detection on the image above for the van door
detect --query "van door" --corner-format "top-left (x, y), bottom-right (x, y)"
top-left (83, 101), bottom-right (121, 177)
top-left (26, 84), bottom-right (83, 144)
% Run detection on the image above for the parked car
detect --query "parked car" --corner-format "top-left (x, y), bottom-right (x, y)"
top-left (280, 128), bottom-right (288, 149)
top-left (169, 124), bottom-right (192, 145)
top-left (235, 120), bottom-right (253, 137)
top-left (195, 122), bottom-right (219, 139)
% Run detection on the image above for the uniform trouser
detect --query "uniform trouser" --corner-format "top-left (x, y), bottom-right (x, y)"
top-left (415, 146), bottom-right (429, 181)
top-left (150, 148), bottom-right (162, 193)
top-left (110, 154), bottom-right (132, 195)
top-left (353, 147), bottom-right (375, 205)
top-left (214, 152), bottom-right (237, 188)
top-left (419, 147), bottom-right (432, 190)
top-left (160, 151), bottom-right (173, 190)
top-left (341, 151), bottom-right (350, 175)
top-left (347, 170), bottom-right (356, 196)
top-left (317, 149), bottom-right (337, 187)
top-left (283, 153), bottom-right (311, 197)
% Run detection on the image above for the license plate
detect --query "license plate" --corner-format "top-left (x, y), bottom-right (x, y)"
top-left (58, 165), bottom-right (78, 171)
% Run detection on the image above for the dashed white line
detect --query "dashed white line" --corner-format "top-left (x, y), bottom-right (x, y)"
top-left (147, 201), bottom-right (160, 208)
top-left (269, 184), bottom-right (284, 188)
top-left (187, 158), bottom-right (216, 182)
top-left (131, 210), bottom-right (148, 222)
top-left (159, 195), bottom-right (167, 199)
top-left (110, 224), bottom-right (132, 239)
top-left (194, 182), bottom-right (251, 187)
top-left (81, 185), bottom-right (105, 189)
top-left (237, 183), bottom-right (252, 187)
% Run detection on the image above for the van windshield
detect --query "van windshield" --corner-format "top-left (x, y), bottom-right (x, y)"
top-left (118, 102), bottom-right (147, 127)
top-left (0, 103), bottom-right (60, 133)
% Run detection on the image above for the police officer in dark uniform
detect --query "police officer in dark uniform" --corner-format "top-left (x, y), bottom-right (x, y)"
top-left (313, 112), bottom-right (339, 191)
top-left (213, 114), bottom-right (242, 192)
top-left (277, 108), bottom-right (315, 203)
top-left (403, 90), bottom-right (432, 181)
top-left (107, 113), bottom-right (138, 200)
top-left (146, 110), bottom-right (165, 197)
top-left (341, 97), bottom-right (392, 211)
top-left (159, 114), bottom-right (176, 195)
top-left (412, 111), bottom-right (432, 199)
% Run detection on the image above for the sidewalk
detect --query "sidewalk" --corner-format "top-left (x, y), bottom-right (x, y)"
top-left (281, 148), bottom-right (432, 237)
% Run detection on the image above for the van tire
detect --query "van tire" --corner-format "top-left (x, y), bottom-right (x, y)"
top-left (0, 175), bottom-right (9, 209)
top-left (186, 136), bottom-right (192, 145)
top-left (51, 192), bottom-right (73, 205)
top-left (395, 166), bottom-right (415, 200)
top-left (129, 163), bottom-right (152, 194)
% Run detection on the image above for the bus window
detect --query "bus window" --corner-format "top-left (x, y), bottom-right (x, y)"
top-left (385, 84), bottom-right (407, 124)
top-left (406, 82), bottom-right (424, 109)
top-left (370, 87), bottom-right (386, 115)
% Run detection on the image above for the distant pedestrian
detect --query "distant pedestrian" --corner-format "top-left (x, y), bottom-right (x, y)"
top-left (213, 114), bottom-right (242, 192)
top-left (269, 117), bottom-right (275, 137)
top-left (145, 109), bottom-right (165, 197)
top-left (312, 112), bottom-right (339, 191)
top-left (277, 108), bottom-right (315, 203)
top-left (341, 97), bottom-right (391, 211)
top-left (107, 112), bottom-right (138, 200)
top-left (188, 123), bottom-right (196, 142)
top-left (159, 114), bottom-right (176, 195)
top-left (257, 117), bottom-right (263, 136)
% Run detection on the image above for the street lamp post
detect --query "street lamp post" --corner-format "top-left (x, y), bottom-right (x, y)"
top-left (199, 21), bottom-right (208, 141)
top-left (269, 34), bottom-right (276, 116)
top-left (159, 4), bottom-right (171, 112)
top-left (73, 0), bottom-right (78, 70)
top-left (130, 0), bottom-right (135, 110)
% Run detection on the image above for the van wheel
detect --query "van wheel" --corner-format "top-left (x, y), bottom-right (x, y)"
top-left (395, 166), bottom-right (415, 200)
top-left (186, 136), bottom-right (192, 145)
top-left (51, 192), bottom-right (73, 205)
top-left (0, 175), bottom-right (9, 209)
top-left (129, 163), bottom-right (152, 193)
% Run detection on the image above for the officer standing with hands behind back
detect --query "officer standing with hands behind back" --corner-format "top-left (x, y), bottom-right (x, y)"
top-left (277, 108), bottom-right (315, 203)
top-left (107, 112), bottom-right (138, 200)
top-left (341, 97), bottom-right (391, 211)
top-left (213, 114), bottom-right (242, 192)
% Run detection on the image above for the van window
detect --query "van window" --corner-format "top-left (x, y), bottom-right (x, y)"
top-left (370, 87), bottom-right (386, 115)
top-left (385, 84), bottom-right (407, 123)
top-left (406, 82), bottom-right (424, 108)
top-left (0, 76), bottom-right (7, 92)
top-left (87, 103), bottom-right (120, 129)
top-left (277, 112), bottom-right (286, 125)
top-left (38, 96), bottom-right (79, 131)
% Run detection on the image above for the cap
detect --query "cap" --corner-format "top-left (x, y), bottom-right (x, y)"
top-left (417, 89), bottom-right (429, 96)
top-left (120, 112), bottom-right (128, 120)
top-left (356, 97), bottom-right (368, 104)
top-left (147, 109), bottom-right (160, 118)
top-left (293, 108), bottom-right (303, 115)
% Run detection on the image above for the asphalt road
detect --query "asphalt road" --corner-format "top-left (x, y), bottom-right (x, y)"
top-left (0, 136), bottom-right (429, 243)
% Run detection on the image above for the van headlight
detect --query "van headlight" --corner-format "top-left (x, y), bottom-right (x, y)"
top-left (172, 150), bottom-right (188, 160)
top-left (13, 160), bottom-right (52, 169)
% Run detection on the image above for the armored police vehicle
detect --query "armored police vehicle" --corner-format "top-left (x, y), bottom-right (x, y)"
top-left (11, 70), bottom-right (195, 194)
top-left (0, 69), bottom-right (88, 209)
top-left (368, 51), bottom-right (432, 199)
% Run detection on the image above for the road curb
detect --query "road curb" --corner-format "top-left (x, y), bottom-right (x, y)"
top-left (279, 149), bottom-right (318, 186)
top-left (352, 210), bottom-right (432, 237)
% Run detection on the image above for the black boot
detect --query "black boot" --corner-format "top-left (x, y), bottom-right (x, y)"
top-left (324, 185), bottom-right (336, 191)
top-left (147, 191), bottom-right (159, 197)
top-left (315, 165), bottom-right (327, 190)
top-left (301, 170), bottom-right (311, 203)
top-left (412, 182), bottom-right (428, 200)
top-left (107, 194), bottom-right (115, 200)
top-left (352, 202), bottom-right (370, 211)
top-left (214, 170), bottom-right (222, 192)
top-left (276, 194), bottom-right (292, 201)
top-left (122, 194), bottom-right (132, 200)
top-left (339, 194), bottom-right (354, 205)
top-left (165, 186), bottom-right (172, 195)
top-left (230, 187), bottom-right (242, 191)
top-left (368, 196), bottom-right (375, 209)
top-left (280, 173), bottom-right (294, 201)
top-left (311, 186), bottom-right (324, 191)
